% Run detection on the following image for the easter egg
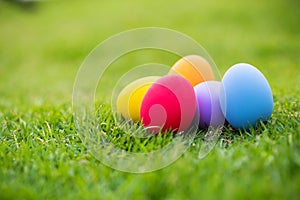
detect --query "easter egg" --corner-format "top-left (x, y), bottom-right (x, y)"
top-left (169, 55), bottom-right (215, 86)
top-left (220, 63), bottom-right (274, 129)
top-left (117, 76), bottom-right (160, 121)
top-left (194, 81), bottom-right (225, 129)
top-left (140, 74), bottom-right (197, 134)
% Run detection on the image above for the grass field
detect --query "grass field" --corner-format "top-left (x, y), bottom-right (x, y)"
top-left (1, 0), bottom-right (300, 199)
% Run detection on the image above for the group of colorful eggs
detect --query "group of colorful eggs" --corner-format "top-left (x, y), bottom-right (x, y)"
top-left (116, 55), bottom-right (274, 134)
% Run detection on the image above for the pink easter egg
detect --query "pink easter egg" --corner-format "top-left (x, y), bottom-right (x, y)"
top-left (194, 81), bottom-right (225, 129)
top-left (140, 74), bottom-right (197, 134)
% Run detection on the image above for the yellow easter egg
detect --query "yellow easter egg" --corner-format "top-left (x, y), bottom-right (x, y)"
top-left (116, 76), bottom-right (160, 121)
top-left (169, 55), bottom-right (215, 86)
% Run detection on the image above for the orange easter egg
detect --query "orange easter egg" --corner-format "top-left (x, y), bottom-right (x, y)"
top-left (169, 55), bottom-right (214, 86)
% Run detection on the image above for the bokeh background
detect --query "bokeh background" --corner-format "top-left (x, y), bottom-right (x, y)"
top-left (1, 0), bottom-right (299, 105)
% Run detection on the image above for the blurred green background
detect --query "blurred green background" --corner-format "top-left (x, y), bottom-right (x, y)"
top-left (0, 0), bottom-right (299, 199)
top-left (1, 0), bottom-right (299, 105)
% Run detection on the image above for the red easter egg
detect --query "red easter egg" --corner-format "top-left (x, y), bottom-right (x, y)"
top-left (140, 74), bottom-right (197, 134)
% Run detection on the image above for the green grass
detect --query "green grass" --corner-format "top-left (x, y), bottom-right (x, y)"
top-left (1, 0), bottom-right (300, 199)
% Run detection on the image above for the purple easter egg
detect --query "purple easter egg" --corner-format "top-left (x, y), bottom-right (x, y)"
top-left (194, 81), bottom-right (225, 129)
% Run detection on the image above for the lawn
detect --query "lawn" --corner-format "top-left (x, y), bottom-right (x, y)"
top-left (0, 0), bottom-right (300, 199)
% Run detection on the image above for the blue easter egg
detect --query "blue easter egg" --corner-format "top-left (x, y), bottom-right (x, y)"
top-left (220, 63), bottom-right (274, 129)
